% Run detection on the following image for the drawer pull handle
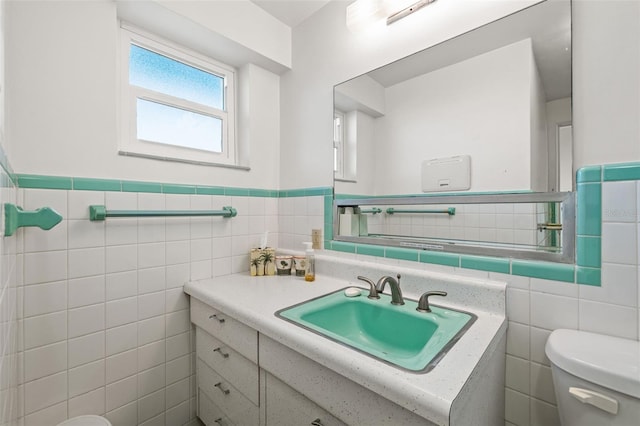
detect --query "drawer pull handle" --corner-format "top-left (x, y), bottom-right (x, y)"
top-left (209, 314), bottom-right (226, 323)
top-left (213, 347), bottom-right (230, 358)
top-left (311, 419), bottom-right (324, 426)
top-left (214, 382), bottom-right (230, 395)
top-left (214, 418), bottom-right (224, 425)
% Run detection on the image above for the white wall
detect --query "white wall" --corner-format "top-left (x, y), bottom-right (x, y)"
top-left (6, 0), bottom-right (281, 189)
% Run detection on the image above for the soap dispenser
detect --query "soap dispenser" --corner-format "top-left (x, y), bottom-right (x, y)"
top-left (303, 242), bottom-right (315, 282)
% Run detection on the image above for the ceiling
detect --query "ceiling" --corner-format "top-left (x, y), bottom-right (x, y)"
top-left (251, 0), bottom-right (332, 28)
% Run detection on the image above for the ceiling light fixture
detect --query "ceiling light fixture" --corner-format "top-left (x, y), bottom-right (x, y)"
top-left (387, 0), bottom-right (438, 25)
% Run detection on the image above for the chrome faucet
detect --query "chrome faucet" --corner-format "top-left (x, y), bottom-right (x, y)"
top-left (357, 276), bottom-right (380, 299)
top-left (376, 274), bottom-right (404, 305)
top-left (416, 291), bottom-right (447, 313)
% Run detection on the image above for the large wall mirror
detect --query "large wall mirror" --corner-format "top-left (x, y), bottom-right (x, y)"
top-left (332, 0), bottom-right (574, 262)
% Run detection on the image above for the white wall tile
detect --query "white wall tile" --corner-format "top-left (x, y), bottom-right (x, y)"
top-left (106, 323), bottom-right (138, 357)
top-left (529, 327), bottom-right (552, 366)
top-left (165, 355), bottom-right (190, 386)
top-left (165, 378), bottom-right (189, 410)
top-left (23, 220), bottom-right (68, 253)
top-left (530, 292), bottom-right (578, 330)
top-left (24, 189), bottom-right (68, 217)
top-left (138, 243), bottom-right (166, 269)
top-left (106, 376), bottom-right (138, 413)
top-left (138, 316), bottom-right (165, 347)
top-left (68, 386), bottom-right (105, 417)
top-left (24, 401), bottom-right (67, 426)
top-left (506, 288), bottom-right (530, 324)
top-left (106, 271), bottom-right (137, 301)
top-left (138, 267), bottom-right (165, 295)
top-left (165, 310), bottom-right (190, 338)
top-left (602, 181), bottom-right (637, 222)
top-left (68, 359), bottom-right (105, 398)
top-left (530, 363), bottom-right (556, 405)
top-left (24, 250), bottom-right (67, 285)
top-left (24, 311), bottom-right (67, 349)
top-left (68, 303), bottom-right (105, 339)
top-left (138, 292), bottom-right (165, 321)
top-left (190, 238), bottom-right (212, 262)
top-left (106, 297), bottom-right (137, 328)
top-left (190, 260), bottom-right (211, 281)
top-left (530, 397), bottom-right (560, 426)
top-left (505, 388), bottom-right (530, 426)
top-left (580, 263), bottom-right (638, 307)
top-left (106, 349), bottom-right (138, 385)
top-left (578, 300), bottom-right (638, 339)
top-left (23, 280), bottom-right (66, 317)
top-left (106, 400), bottom-right (138, 426)
top-left (138, 365), bottom-right (165, 397)
top-left (106, 244), bottom-right (138, 274)
top-left (166, 264), bottom-right (189, 289)
top-left (68, 220), bottom-right (105, 249)
top-left (138, 341), bottom-right (165, 372)
top-left (138, 389), bottom-right (165, 424)
top-left (165, 289), bottom-right (188, 313)
top-left (506, 321), bottom-right (530, 359)
top-left (166, 241), bottom-right (190, 265)
top-left (68, 331), bottom-right (104, 369)
top-left (24, 371), bottom-right (67, 414)
top-left (68, 275), bottom-right (105, 309)
top-left (68, 247), bottom-right (105, 279)
top-left (23, 342), bottom-right (66, 382)
top-left (106, 218), bottom-right (138, 247)
top-left (165, 400), bottom-right (189, 426)
top-left (165, 332), bottom-right (190, 362)
top-left (506, 355), bottom-right (530, 394)
top-left (602, 222), bottom-right (637, 265)
top-left (68, 190), bottom-right (105, 220)
top-left (138, 218), bottom-right (165, 244)
top-left (530, 278), bottom-right (578, 297)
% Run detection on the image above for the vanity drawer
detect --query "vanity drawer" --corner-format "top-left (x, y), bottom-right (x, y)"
top-left (196, 326), bottom-right (259, 405)
top-left (266, 372), bottom-right (346, 426)
top-left (197, 358), bottom-right (260, 426)
top-left (199, 387), bottom-right (235, 426)
top-left (191, 298), bottom-right (258, 363)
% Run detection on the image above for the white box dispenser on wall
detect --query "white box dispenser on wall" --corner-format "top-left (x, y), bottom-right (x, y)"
top-left (421, 155), bottom-right (471, 192)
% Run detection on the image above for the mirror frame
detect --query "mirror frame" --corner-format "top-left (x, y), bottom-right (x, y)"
top-left (333, 192), bottom-right (575, 263)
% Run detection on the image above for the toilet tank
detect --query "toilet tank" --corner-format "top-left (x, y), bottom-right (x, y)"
top-left (546, 329), bottom-right (640, 426)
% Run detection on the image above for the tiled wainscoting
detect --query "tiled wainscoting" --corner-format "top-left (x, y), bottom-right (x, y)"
top-left (12, 181), bottom-right (325, 426)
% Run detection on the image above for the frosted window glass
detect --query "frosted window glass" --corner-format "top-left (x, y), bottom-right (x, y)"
top-left (137, 99), bottom-right (223, 153)
top-left (130, 44), bottom-right (224, 110)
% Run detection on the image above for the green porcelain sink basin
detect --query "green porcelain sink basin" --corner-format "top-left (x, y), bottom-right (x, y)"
top-left (276, 287), bottom-right (476, 373)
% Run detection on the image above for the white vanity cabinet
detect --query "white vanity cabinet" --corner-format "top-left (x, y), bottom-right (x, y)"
top-left (191, 298), bottom-right (261, 426)
top-left (265, 373), bottom-right (345, 426)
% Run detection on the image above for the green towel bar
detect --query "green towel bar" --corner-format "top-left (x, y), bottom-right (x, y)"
top-left (4, 203), bottom-right (63, 237)
top-left (386, 207), bottom-right (456, 216)
top-left (89, 205), bottom-right (237, 221)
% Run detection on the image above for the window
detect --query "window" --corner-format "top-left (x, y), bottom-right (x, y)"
top-left (120, 24), bottom-right (236, 165)
top-left (334, 110), bottom-right (345, 178)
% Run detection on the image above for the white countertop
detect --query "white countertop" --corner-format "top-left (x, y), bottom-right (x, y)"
top-left (184, 270), bottom-right (506, 425)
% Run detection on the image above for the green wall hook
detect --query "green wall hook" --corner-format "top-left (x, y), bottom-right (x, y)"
top-left (4, 203), bottom-right (63, 237)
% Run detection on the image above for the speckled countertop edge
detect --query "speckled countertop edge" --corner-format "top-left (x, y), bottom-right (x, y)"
top-left (184, 271), bottom-right (506, 426)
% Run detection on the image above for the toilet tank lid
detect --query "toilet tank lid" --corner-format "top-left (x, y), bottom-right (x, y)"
top-left (57, 415), bottom-right (111, 426)
top-left (546, 329), bottom-right (640, 398)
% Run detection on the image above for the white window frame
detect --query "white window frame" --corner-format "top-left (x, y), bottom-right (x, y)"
top-left (119, 23), bottom-right (237, 166)
top-left (334, 110), bottom-right (345, 179)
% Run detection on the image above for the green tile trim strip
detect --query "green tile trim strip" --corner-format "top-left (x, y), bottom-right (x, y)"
top-left (330, 241), bottom-right (356, 253)
top-left (603, 162), bottom-right (640, 182)
top-left (356, 244), bottom-right (385, 257)
top-left (576, 236), bottom-right (601, 268)
top-left (460, 255), bottom-right (510, 274)
top-left (576, 182), bottom-right (601, 237)
top-left (385, 247), bottom-right (419, 262)
top-left (420, 251), bottom-right (460, 267)
top-left (512, 260), bottom-right (575, 283)
top-left (73, 178), bottom-right (122, 191)
top-left (576, 166), bottom-right (602, 183)
top-left (576, 267), bottom-right (601, 286)
top-left (18, 174), bottom-right (73, 190)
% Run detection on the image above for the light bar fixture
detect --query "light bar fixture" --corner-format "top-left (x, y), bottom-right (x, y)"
top-left (387, 0), bottom-right (438, 25)
top-left (346, 0), bottom-right (389, 32)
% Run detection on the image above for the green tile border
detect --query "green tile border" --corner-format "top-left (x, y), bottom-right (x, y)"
top-left (512, 260), bottom-right (575, 283)
top-left (603, 162), bottom-right (640, 182)
top-left (20, 160), bottom-right (640, 286)
top-left (461, 255), bottom-right (510, 274)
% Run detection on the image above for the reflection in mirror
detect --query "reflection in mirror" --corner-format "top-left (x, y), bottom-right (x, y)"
top-left (334, 192), bottom-right (576, 263)
top-left (333, 0), bottom-right (572, 196)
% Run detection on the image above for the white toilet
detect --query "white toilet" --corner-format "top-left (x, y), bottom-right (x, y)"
top-left (57, 415), bottom-right (112, 426)
top-left (546, 329), bottom-right (640, 426)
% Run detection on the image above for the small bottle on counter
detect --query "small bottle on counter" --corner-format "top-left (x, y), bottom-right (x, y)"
top-left (303, 242), bottom-right (315, 282)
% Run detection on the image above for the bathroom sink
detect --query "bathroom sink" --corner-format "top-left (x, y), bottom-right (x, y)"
top-left (275, 287), bottom-right (476, 373)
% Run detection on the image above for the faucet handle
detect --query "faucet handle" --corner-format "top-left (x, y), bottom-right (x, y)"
top-left (357, 276), bottom-right (379, 299)
top-left (416, 291), bottom-right (447, 313)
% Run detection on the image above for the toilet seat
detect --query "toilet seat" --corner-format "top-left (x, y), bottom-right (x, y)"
top-left (57, 415), bottom-right (112, 426)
